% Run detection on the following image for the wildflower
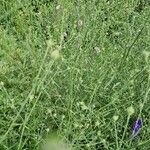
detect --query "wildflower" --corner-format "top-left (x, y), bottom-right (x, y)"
top-left (131, 118), bottom-right (143, 138)
top-left (51, 50), bottom-right (61, 60)
top-left (47, 109), bottom-right (52, 114)
top-left (29, 94), bottom-right (34, 101)
top-left (63, 32), bottom-right (67, 38)
top-left (56, 5), bottom-right (61, 10)
top-left (79, 101), bottom-right (88, 110)
top-left (94, 47), bottom-right (101, 53)
top-left (127, 106), bottom-right (135, 116)
top-left (77, 19), bottom-right (83, 27)
top-left (95, 120), bottom-right (100, 126)
top-left (113, 115), bottom-right (119, 122)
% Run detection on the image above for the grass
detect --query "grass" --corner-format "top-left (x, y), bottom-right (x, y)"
top-left (0, 0), bottom-right (150, 149)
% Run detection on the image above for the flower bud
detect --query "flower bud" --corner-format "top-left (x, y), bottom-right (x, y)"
top-left (127, 106), bottom-right (135, 116)
top-left (51, 50), bottom-right (60, 60)
top-left (113, 115), bottom-right (119, 121)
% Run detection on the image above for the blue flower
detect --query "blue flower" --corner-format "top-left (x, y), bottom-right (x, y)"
top-left (131, 118), bottom-right (143, 138)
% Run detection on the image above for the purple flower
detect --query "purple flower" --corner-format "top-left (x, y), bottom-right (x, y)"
top-left (131, 118), bottom-right (143, 138)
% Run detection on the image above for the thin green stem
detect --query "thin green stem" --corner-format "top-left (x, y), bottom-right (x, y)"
top-left (119, 115), bottom-right (130, 149)
top-left (114, 122), bottom-right (119, 150)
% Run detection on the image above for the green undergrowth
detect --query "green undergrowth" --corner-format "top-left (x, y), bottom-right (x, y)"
top-left (0, 0), bottom-right (150, 149)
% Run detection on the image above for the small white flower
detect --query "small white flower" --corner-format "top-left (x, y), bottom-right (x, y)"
top-left (94, 47), bottom-right (101, 53)
top-left (63, 32), bottom-right (67, 38)
top-left (77, 19), bottom-right (83, 27)
top-left (29, 94), bottom-right (34, 101)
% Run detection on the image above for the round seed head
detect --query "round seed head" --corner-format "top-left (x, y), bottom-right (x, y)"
top-left (51, 50), bottom-right (60, 60)
top-left (127, 106), bottom-right (135, 116)
top-left (113, 115), bottom-right (119, 121)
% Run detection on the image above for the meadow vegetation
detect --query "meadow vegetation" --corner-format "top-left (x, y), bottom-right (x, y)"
top-left (0, 0), bottom-right (150, 149)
